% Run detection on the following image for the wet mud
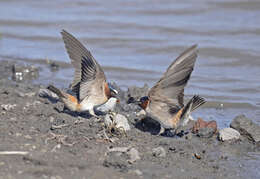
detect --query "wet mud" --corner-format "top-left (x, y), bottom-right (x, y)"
top-left (0, 60), bottom-right (259, 179)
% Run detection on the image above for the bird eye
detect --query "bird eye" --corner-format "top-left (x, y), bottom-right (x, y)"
top-left (127, 97), bottom-right (135, 104)
top-left (140, 96), bottom-right (149, 102)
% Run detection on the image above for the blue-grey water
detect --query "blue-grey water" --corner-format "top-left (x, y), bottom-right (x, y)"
top-left (0, 0), bottom-right (260, 126)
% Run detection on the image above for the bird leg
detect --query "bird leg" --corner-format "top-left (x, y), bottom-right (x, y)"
top-left (89, 108), bottom-right (101, 121)
top-left (157, 126), bottom-right (165, 136)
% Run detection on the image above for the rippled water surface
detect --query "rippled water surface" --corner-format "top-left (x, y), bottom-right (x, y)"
top-left (0, 0), bottom-right (260, 123)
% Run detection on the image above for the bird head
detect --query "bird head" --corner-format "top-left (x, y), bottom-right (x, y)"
top-left (105, 83), bottom-right (119, 102)
top-left (128, 96), bottom-right (149, 110)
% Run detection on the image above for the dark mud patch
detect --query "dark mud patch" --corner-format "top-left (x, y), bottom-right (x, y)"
top-left (0, 60), bottom-right (259, 179)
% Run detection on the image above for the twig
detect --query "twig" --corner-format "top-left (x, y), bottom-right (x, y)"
top-left (51, 124), bottom-right (69, 129)
top-left (103, 129), bottom-right (114, 143)
top-left (45, 132), bottom-right (76, 148)
top-left (0, 151), bottom-right (29, 155)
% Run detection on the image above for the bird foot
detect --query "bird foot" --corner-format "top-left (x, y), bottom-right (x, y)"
top-left (156, 126), bottom-right (165, 136)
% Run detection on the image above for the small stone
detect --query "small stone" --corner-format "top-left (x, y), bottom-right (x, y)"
top-left (130, 169), bottom-right (143, 176)
top-left (127, 148), bottom-right (140, 163)
top-left (197, 127), bottom-right (215, 138)
top-left (1, 104), bottom-right (17, 111)
top-left (24, 135), bottom-right (32, 140)
top-left (16, 133), bottom-right (22, 137)
top-left (185, 132), bottom-right (192, 140)
top-left (103, 153), bottom-right (128, 172)
top-left (230, 115), bottom-right (260, 143)
top-left (50, 176), bottom-right (62, 179)
top-left (192, 118), bottom-right (217, 137)
top-left (11, 64), bottom-right (39, 82)
top-left (17, 92), bottom-right (35, 98)
top-left (104, 114), bottom-right (113, 128)
top-left (114, 114), bottom-right (131, 131)
top-left (50, 116), bottom-right (55, 123)
top-left (38, 88), bottom-right (59, 100)
top-left (49, 62), bottom-right (60, 72)
top-left (218, 128), bottom-right (240, 141)
top-left (152, 146), bottom-right (166, 158)
top-left (108, 147), bottom-right (129, 153)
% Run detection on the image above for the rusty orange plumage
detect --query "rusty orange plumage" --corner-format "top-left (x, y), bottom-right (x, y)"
top-left (47, 30), bottom-right (118, 116)
top-left (135, 45), bottom-right (206, 135)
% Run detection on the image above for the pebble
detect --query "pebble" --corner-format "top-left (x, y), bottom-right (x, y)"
top-left (218, 128), bottom-right (240, 141)
top-left (104, 114), bottom-right (113, 127)
top-left (129, 169), bottom-right (143, 176)
top-left (185, 132), bottom-right (193, 140)
top-left (114, 114), bottom-right (131, 131)
top-left (230, 115), bottom-right (260, 143)
top-left (108, 147), bottom-right (129, 153)
top-left (192, 118), bottom-right (217, 138)
top-left (1, 104), bottom-right (17, 111)
top-left (11, 64), bottom-right (39, 82)
top-left (197, 127), bottom-right (215, 138)
top-left (104, 113), bottom-right (130, 131)
top-left (38, 88), bottom-right (59, 100)
top-left (152, 146), bottom-right (166, 158)
top-left (127, 148), bottom-right (141, 163)
top-left (108, 147), bottom-right (140, 164)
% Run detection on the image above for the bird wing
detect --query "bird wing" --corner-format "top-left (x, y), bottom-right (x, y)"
top-left (148, 45), bottom-right (198, 107)
top-left (147, 98), bottom-right (181, 127)
top-left (61, 30), bottom-right (106, 101)
top-left (61, 30), bottom-right (105, 91)
top-left (79, 55), bottom-right (106, 101)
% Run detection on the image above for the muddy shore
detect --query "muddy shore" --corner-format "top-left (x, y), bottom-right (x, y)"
top-left (0, 60), bottom-right (259, 179)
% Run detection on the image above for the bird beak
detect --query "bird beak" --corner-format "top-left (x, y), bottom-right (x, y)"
top-left (127, 97), bottom-right (141, 105)
top-left (108, 84), bottom-right (118, 98)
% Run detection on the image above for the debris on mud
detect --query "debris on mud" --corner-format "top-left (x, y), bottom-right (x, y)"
top-left (11, 64), bottom-right (39, 82)
top-left (0, 60), bottom-right (259, 179)
top-left (218, 128), bottom-right (240, 141)
top-left (231, 115), bottom-right (260, 143)
top-left (192, 118), bottom-right (217, 138)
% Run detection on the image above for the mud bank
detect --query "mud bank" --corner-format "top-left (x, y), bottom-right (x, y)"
top-left (0, 60), bottom-right (259, 179)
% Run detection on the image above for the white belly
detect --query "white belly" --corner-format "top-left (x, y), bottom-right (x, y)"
top-left (79, 101), bottom-right (94, 111)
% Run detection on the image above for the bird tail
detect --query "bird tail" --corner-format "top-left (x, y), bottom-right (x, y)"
top-left (47, 85), bottom-right (66, 98)
top-left (190, 95), bottom-right (206, 112)
top-left (179, 95), bottom-right (206, 127)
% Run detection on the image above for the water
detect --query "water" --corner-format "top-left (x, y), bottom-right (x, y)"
top-left (0, 0), bottom-right (260, 123)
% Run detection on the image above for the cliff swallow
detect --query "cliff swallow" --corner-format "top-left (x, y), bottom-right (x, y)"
top-left (132, 45), bottom-right (205, 135)
top-left (48, 30), bottom-right (118, 116)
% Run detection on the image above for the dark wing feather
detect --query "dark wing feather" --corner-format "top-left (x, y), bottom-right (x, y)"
top-left (61, 30), bottom-right (105, 90)
top-left (79, 55), bottom-right (107, 101)
top-left (61, 30), bottom-right (106, 101)
top-left (148, 45), bottom-right (198, 107)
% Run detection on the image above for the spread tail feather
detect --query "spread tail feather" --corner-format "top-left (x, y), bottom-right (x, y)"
top-left (179, 95), bottom-right (206, 127)
top-left (191, 95), bottom-right (206, 112)
top-left (47, 85), bottom-right (65, 98)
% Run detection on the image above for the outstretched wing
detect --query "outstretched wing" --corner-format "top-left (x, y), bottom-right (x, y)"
top-left (148, 45), bottom-right (198, 107)
top-left (61, 30), bottom-right (106, 101)
top-left (79, 55), bottom-right (106, 101)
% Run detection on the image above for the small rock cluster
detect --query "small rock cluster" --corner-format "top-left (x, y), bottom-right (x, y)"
top-left (12, 64), bottom-right (39, 82)
top-left (104, 113), bottom-right (131, 132)
top-left (192, 118), bottom-right (217, 138)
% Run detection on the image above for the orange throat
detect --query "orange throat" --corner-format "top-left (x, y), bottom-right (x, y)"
top-left (140, 99), bottom-right (149, 110)
top-left (104, 82), bottom-right (111, 99)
